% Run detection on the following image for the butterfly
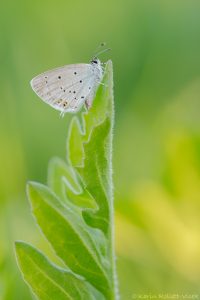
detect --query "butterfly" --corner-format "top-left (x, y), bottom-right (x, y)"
top-left (30, 45), bottom-right (109, 116)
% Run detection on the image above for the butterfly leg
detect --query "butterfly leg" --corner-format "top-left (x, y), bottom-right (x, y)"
top-left (85, 99), bottom-right (91, 110)
top-left (98, 81), bottom-right (108, 87)
top-left (85, 91), bottom-right (95, 110)
top-left (60, 110), bottom-right (65, 118)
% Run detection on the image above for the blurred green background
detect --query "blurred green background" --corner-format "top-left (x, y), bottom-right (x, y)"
top-left (1, 0), bottom-right (200, 299)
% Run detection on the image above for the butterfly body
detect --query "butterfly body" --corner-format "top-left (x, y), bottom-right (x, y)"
top-left (30, 58), bottom-right (103, 114)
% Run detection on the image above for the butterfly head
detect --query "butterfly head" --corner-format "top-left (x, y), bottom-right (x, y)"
top-left (91, 57), bottom-right (101, 66)
top-left (91, 44), bottom-right (110, 67)
top-left (90, 57), bottom-right (103, 80)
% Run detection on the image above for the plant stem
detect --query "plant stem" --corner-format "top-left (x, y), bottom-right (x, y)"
top-left (109, 81), bottom-right (119, 300)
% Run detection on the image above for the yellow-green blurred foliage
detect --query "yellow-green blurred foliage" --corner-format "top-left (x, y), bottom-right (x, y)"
top-left (1, 0), bottom-right (200, 299)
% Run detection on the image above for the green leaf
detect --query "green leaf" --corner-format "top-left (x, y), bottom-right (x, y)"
top-left (48, 157), bottom-right (80, 201)
top-left (78, 117), bottom-right (112, 234)
top-left (48, 157), bottom-right (95, 209)
top-left (15, 241), bottom-right (100, 300)
top-left (67, 118), bottom-right (84, 167)
top-left (27, 182), bottom-right (111, 298)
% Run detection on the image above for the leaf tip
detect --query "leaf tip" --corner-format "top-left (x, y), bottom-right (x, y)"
top-left (14, 241), bottom-right (29, 268)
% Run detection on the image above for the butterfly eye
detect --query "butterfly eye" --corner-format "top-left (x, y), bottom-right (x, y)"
top-left (92, 60), bottom-right (98, 64)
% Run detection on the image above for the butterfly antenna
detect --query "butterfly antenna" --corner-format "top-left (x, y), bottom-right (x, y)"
top-left (92, 42), bottom-right (111, 58)
top-left (93, 42), bottom-right (106, 56)
top-left (94, 47), bottom-right (111, 58)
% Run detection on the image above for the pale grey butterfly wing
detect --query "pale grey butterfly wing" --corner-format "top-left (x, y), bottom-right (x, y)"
top-left (30, 63), bottom-right (95, 113)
